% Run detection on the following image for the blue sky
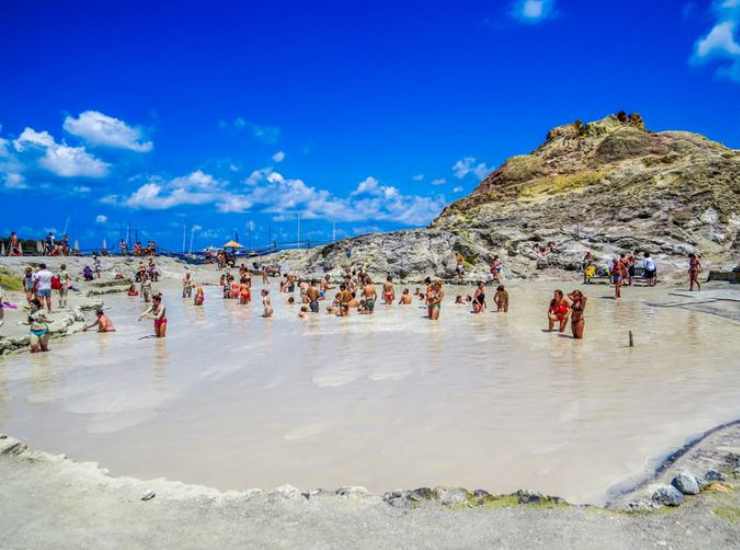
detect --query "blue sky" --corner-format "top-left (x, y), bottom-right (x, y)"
top-left (1, 0), bottom-right (739, 250)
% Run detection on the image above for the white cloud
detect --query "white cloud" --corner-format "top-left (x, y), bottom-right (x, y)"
top-left (691, 1), bottom-right (740, 81)
top-left (272, 150), bottom-right (286, 162)
top-left (412, 174), bottom-right (424, 181)
top-left (431, 178), bottom-right (447, 186)
top-left (452, 157), bottom-right (491, 180)
top-left (95, 214), bottom-right (108, 224)
top-left (3, 172), bottom-right (26, 189)
top-left (452, 186), bottom-right (463, 193)
top-left (73, 185), bottom-right (91, 194)
top-left (14, 127), bottom-right (109, 178)
top-left (225, 117), bottom-right (280, 144)
top-left (63, 110), bottom-right (153, 152)
top-left (0, 137), bottom-right (10, 157)
top-left (511, 0), bottom-right (556, 23)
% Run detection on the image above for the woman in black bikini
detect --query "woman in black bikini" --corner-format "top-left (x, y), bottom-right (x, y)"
top-left (472, 281), bottom-right (486, 313)
top-left (568, 290), bottom-right (587, 339)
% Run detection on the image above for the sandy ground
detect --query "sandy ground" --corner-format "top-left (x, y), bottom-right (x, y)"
top-left (1, 425), bottom-right (740, 550)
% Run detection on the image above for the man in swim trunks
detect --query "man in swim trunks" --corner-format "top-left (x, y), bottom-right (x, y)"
top-left (83, 309), bottom-right (116, 333)
top-left (643, 252), bottom-right (657, 287)
top-left (306, 279), bottom-right (321, 313)
top-left (362, 278), bottom-right (377, 314)
top-left (611, 254), bottom-right (627, 300)
top-left (182, 271), bottom-right (194, 298)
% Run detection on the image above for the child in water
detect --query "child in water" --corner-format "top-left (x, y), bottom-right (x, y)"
top-left (261, 289), bottom-right (273, 318)
top-left (127, 283), bottom-right (139, 297)
top-left (298, 305), bottom-right (309, 319)
top-left (398, 288), bottom-right (412, 305)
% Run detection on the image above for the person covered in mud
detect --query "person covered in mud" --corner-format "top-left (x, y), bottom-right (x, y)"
top-left (138, 293), bottom-right (167, 337)
top-left (472, 281), bottom-right (486, 313)
top-left (338, 283), bottom-right (352, 317)
top-left (427, 280), bottom-right (443, 320)
top-left (128, 283), bottom-right (139, 297)
top-left (568, 290), bottom-right (587, 339)
top-left (140, 272), bottom-right (153, 303)
top-left (182, 271), bottom-right (194, 299)
top-left (688, 253), bottom-right (702, 291)
top-left (547, 289), bottom-right (570, 333)
top-left (194, 285), bottom-right (205, 306)
top-left (398, 288), bottom-right (412, 305)
top-left (83, 309), bottom-right (116, 333)
top-left (362, 278), bottom-right (377, 314)
top-left (382, 275), bottom-right (395, 305)
top-left (306, 279), bottom-right (321, 313)
top-left (261, 288), bottom-right (273, 318)
top-left (493, 285), bottom-right (509, 312)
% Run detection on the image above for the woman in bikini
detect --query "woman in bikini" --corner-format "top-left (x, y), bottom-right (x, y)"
top-left (383, 276), bottom-right (395, 305)
top-left (568, 290), bottom-right (587, 339)
top-left (547, 289), bottom-right (570, 333)
top-left (139, 293), bottom-right (167, 337)
top-left (688, 253), bottom-right (702, 291)
top-left (26, 299), bottom-right (50, 353)
top-left (472, 281), bottom-right (486, 313)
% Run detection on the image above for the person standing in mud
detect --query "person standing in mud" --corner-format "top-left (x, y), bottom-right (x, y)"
top-left (138, 293), bottom-right (167, 337)
top-left (427, 280), bottom-right (444, 320)
top-left (688, 253), bottom-right (702, 291)
top-left (611, 254), bottom-right (628, 300)
top-left (182, 271), bottom-right (194, 299)
top-left (568, 290), bottom-right (587, 339)
top-left (472, 281), bottom-right (486, 313)
top-left (140, 272), bottom-right (153, 303)
top-left (547, 289), bottom-right (570, 333)
top-left (382, 275), bottom-right (395, 305)
top-left (306, 279), bottom-right (321, 313)
top-left (494, 285), bottom-right (509, 312)
top-left (362, 277), bottom-right (377, 314)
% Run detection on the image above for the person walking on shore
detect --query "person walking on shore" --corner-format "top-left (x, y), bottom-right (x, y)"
top-left (490, 255), bottom-right (504, 285)
top-left (32, 263), bottom-right (54, 312)
top-left (688, 253), bottom-right (702, 291)
top-left (611, 254), bottom-right (628, 300)
top-left (643, 253), bottom-right (657, 287)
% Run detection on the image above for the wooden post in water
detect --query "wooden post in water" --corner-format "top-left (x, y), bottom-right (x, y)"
top-left (629, 330), bottom-right (634, 348)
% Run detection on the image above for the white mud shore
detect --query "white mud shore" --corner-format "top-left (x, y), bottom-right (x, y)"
top-left (1, 424), bottom-right (740, 549)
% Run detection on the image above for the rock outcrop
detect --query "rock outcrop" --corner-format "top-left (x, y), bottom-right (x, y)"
top-left (262, 113), bottom-right (739, 282)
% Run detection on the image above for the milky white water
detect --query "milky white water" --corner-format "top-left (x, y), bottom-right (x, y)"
top-left (1, 281), bottom-right (739, 504)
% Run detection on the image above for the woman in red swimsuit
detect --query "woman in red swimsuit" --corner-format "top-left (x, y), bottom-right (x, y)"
top-left (139, 293), bottom-right (167, 337)
top-left (547, 289), bottom-right (570, 333)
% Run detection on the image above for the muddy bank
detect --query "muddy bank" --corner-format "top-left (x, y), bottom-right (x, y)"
top-left (1, 423), bottom-right (740, 549)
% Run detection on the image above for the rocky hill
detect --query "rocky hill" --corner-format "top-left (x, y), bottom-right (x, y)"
top-left (264, 113), bottom-right (740, 282)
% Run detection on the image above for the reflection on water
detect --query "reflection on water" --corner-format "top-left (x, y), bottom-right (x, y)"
top-left (0, 281), bottom-right (739, 505)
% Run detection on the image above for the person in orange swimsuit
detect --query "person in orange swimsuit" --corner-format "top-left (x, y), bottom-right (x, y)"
top-left (194, 285), bottom-right (205, 306)
top-left (239, 276), bottom-right (251, 304)
top-left (547, 289), bottom-right (570, 333)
